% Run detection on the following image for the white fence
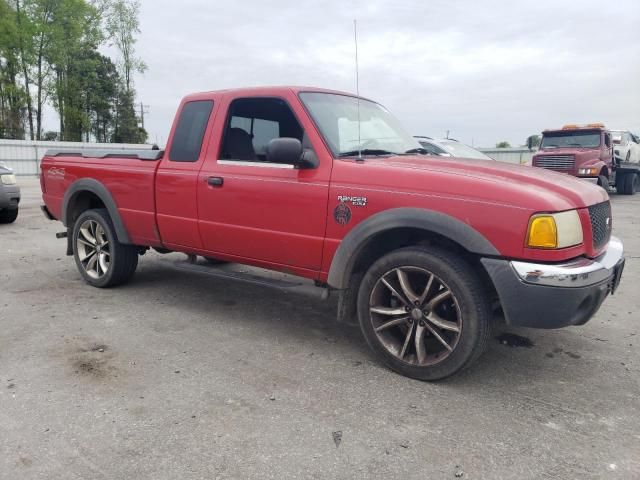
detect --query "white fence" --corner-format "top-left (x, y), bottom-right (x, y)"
top-left (479, 148), bottom-right (533, 165)
top-left (0, 140), bottom-right (153, 176)
top-left (0, 140), bottom-right (532, 176)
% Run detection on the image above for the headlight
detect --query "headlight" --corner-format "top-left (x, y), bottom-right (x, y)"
top-left (1, 174), bottom-right (17, 185)
top-left (527, 210), bottom-right (583, 249)
top-left (578, 167), bottom-right (599, 176)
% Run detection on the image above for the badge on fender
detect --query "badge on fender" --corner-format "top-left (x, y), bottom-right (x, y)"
top-left (334, 203), bottom-right (352, 225)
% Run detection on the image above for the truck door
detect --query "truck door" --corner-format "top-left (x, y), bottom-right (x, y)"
top-left (156, 98), bottom-right (216, 250)
top-left (197, 93), bottom-right (331, 276)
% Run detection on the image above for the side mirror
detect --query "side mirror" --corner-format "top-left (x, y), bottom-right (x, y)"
top-left (527, 137), bottom-right (533, 151)
top-left (266, 138), bottom-right (317, 168)
top-left (605, 135), bottom-right (611, 148)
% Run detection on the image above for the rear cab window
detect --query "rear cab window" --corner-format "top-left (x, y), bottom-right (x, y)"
top-left (169, 100), bottom-right (214, 162)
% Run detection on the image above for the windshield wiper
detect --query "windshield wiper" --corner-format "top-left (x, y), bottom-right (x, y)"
top-left (401, 147), bottom-right (429, 155)
top-left (338, 149), bottom-right (397, 157)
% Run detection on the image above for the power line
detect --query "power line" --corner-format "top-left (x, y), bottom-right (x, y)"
top-left (139, 102), bottom-right (150, 129)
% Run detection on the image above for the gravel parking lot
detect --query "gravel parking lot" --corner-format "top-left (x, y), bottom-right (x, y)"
top-left (1, 177), bottom-right (639, 479)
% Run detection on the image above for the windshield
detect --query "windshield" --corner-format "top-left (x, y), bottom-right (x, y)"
top-left (437, 140), bottom-right (493, 160)
top-left (541, 130), bottom-right (601, 149)
top-left (299, 92), bottom-right (421, 156)
top-left (610, 131), bottom-right (624, 145)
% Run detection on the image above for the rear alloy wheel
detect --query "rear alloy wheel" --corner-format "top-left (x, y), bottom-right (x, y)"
top-left (358, 247), bottom-right (491, 380)
top-left (73, 208), bottom-right (138, 287)
top-left (77, 218), bottom-right (111, 279)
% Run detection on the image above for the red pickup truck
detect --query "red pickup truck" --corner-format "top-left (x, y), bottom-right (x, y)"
top-left (40, 86), bottom-right (625, 380)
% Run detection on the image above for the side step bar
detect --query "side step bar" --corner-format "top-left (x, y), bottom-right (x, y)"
top-left (161, 257), bottom-right (331, 299)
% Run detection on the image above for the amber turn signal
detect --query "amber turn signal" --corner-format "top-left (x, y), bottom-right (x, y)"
top-left (527, 215), bottom-right (558, 249)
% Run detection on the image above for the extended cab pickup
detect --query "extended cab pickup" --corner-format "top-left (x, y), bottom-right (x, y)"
top-left (40, 87), bottom-right (625, 380)
top-left (531, 123), bottom-right (640, 195)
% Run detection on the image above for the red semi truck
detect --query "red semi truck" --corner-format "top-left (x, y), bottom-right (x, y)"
top-left (40, 87), bottom-right (625, 380)
top-left (531, 124), bottom-right (640, 194)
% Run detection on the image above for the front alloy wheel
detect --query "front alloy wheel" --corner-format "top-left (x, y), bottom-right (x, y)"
top-left (369, 267), bottom-right (462, 366)
top-left (357, 247), bottom-right (491, 380)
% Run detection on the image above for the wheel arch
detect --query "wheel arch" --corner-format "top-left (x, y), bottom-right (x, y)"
top-left (328, 208), bottom-right (500, 325)
top-left (62, 178), bottom-right (131, 244)
top-left (328, 208), bottom-right (499, 290)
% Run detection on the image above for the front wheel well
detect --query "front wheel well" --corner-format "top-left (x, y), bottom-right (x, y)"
top-left (335, 227), bottom-right (499, 323)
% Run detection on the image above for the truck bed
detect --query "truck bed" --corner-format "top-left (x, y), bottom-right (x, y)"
top-left (617, 161), bottom-right (640, 170)
top-left (40, 149), bottom-right (163, 247)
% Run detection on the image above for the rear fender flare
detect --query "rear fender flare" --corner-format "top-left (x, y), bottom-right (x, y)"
top-left (62, 178), bottom-right (131, 244)
top-left (327, 207), bottom-right (499, 289)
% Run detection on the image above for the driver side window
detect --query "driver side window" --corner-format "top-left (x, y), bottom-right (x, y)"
top-left (220, 97), bottom-right (305, 163)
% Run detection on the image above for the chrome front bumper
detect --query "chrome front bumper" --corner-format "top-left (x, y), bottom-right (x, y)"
top-left (511, 236), bottom-right (624, 289)
top-left (481, 237), bottom-right (625, 328)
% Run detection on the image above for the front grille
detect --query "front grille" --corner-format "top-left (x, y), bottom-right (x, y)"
top-left (533, 155), bottom-right (575, 170)
top-left (589, 201), bottom-right (612, 249)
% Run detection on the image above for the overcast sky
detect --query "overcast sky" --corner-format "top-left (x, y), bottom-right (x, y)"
top-left (125, 0), bottom-right (639, 148)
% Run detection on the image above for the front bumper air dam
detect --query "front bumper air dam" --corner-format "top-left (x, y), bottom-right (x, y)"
top-left (481, 237), bottom-right (625, 329)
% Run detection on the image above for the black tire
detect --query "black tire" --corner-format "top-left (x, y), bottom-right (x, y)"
top-left (597, 175), bottom-right (609, 192)
top-left (0, 208), bottom-right (18, 224)
top-left (72, 208), bottom-right (138, 287)
top-left (622, 173), bottom-right (639, 195)
top-left (357, 246), bottom-right (491, 381)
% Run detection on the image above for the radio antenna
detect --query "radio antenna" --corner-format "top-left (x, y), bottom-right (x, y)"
top-left (354, 19), bottom-right (362, 160)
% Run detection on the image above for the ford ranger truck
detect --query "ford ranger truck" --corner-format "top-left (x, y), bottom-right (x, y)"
top-left (40, 87), bottom-right (625, 381)
top-left (531, 123), bottom-right (640, 195)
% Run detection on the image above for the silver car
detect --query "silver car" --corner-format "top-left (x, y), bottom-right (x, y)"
top-left (0, 162), bottom-right (20, 223)
top-left (415, 136), bottom-right (494, 160)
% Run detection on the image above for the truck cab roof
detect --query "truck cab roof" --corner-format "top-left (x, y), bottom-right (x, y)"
top-left (181, 86), bottom-right (367, 103)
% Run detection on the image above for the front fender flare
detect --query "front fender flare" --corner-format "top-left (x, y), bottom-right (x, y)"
top-left (327, 207), bottom-right (499, 289)
top-left (61, 178), bottom-right (131, 244)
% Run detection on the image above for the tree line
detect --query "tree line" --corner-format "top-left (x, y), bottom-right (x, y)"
top-left (0, 0), bottom-right (147, 143)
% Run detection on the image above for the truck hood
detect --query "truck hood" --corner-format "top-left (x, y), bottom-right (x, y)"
top-left (361, 155), bottom-right (608, 211)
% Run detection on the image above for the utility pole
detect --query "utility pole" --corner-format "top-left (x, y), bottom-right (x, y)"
top-left (139, 102), bottom-right (150, 129)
